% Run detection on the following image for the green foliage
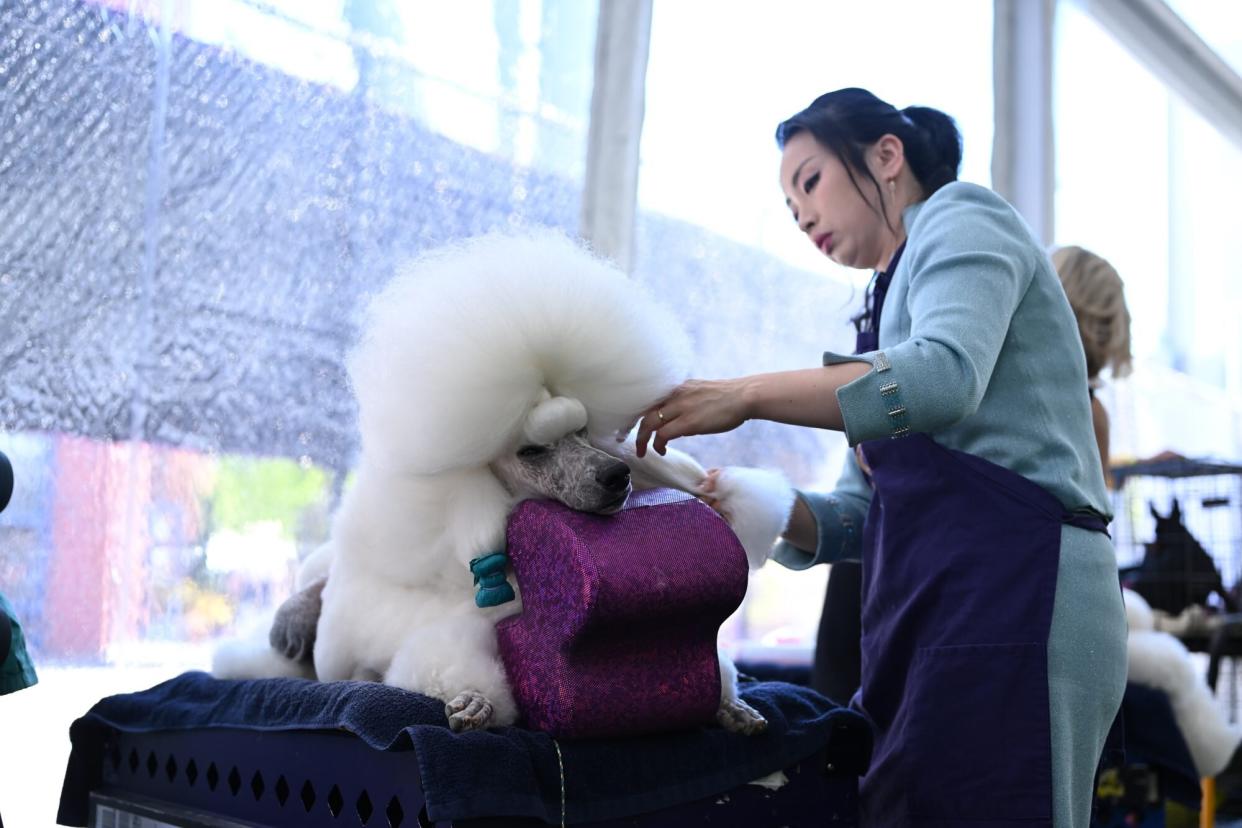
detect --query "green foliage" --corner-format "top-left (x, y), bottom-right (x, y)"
top-left (210, 456), bottom-right (330, 538)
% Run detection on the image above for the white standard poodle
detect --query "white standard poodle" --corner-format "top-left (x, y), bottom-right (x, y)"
top-left (213, 231), bottom-right (795, 735)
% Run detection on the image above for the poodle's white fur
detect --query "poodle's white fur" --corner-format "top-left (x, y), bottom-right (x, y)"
top-left (214, 231), bottom-right (795, 731)
top-left (1123, 588), bottom-right (1242, 776)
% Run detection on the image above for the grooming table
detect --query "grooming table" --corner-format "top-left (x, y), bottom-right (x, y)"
top-left (57, 672), bottom-right (870, 827)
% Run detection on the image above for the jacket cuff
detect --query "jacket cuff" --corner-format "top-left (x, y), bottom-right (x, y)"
top-left (770, 489), bottom-right (861, 570)
top-left (825, 349), bottom-right (911, 446)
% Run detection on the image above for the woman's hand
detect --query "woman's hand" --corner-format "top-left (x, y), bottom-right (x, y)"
top-left (628, 363), bottom-right (872, 456)
top-left (634, 378), bottom-right (755, 457)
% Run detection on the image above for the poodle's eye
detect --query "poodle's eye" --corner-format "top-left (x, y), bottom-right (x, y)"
top-left (517, 445), bottom-right (548, 460)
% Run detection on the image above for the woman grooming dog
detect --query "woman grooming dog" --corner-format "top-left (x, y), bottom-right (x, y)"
top-left (635, 88), bottom-right (1127, 827)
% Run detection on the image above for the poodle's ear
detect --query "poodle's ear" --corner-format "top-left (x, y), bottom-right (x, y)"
top-left (524, 395), bottom-right (587, 445)
top-left (1170, 499), bottom-right (1182, 522)
top-left (1150, 501), bottom-right (1161, 522)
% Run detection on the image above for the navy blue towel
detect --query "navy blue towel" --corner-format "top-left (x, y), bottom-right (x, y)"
top-left (58, 671), bottom-right (871, 825)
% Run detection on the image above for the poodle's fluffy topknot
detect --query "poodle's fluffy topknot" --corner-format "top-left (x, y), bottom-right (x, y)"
top-left (348, 231), bottom-right (692, 474)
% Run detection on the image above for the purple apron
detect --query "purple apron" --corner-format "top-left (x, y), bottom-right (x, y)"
top-left (851, 245), bottom-right (1109, 825)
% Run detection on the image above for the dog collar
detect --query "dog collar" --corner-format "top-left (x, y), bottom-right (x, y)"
top-left (469, 551), bottom-right (515, 608)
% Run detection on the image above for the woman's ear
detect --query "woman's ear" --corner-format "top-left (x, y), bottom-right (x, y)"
top-left (870, 133), bottom-right (906, 180)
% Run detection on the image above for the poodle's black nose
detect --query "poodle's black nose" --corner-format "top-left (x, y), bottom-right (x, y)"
top-left (595, 460), bottom-right (631, 493)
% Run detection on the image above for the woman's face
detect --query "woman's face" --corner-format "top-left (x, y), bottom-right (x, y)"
top-left (779, 131), bottom-right (893, 271)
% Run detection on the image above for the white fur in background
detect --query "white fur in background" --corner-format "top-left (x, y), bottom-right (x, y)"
top-left (1122, 588), bottom-right (1242, 776)
top-left (1122, 586), bottom-right (1155, 633)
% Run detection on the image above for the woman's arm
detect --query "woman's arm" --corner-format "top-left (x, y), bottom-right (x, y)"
top-left (772, 448), bottom-right (873, 568)
top-left (634, 362), bottom-right (871, 457)
top-left (1091, 394), bottom-right (1111, 487)
top-left (782, 497), bottom-right (819, 551)
top-left (637, 186), bottom-right (1039, 456)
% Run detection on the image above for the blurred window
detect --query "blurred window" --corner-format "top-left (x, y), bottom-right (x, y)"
top-left (0, 0), bottom-right (595, 819)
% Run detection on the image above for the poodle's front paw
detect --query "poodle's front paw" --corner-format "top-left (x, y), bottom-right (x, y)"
top-left (446, 690), bottom-right (495, 732)
top-left (716, 697), bottom-right (768, 735)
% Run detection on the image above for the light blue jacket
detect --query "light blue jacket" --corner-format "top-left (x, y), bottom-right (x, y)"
top-left (774, 181), bottom-right (1110, 568)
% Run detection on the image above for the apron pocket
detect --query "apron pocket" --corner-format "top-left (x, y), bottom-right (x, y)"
top-left (906, 642), bottom-right (1052, 822)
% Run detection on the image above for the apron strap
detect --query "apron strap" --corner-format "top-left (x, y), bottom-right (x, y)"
top-left (1062, 510), bottom-right (1110, 538)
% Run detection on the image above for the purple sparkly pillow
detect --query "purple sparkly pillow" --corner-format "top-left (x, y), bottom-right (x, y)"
top-left (495, 488), bottom-right (749, 739)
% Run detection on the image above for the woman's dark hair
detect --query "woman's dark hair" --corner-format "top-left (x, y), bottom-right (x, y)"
top-left (775, 87), bottom-right (962, 223)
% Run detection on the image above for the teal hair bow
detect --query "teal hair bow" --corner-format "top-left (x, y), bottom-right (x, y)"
top-left (469, 551), bottom-right (515, 608)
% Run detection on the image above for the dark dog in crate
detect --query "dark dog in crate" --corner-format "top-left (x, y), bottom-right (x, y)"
top-left (1125, 499), bottom-right (1235, 616)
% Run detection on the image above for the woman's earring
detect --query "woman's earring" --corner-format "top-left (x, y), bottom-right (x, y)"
top-left (888, 179), bottom-right (897, 200)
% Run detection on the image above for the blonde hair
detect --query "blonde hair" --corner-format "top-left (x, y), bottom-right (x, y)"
top-left (1051, 245), bottom-right (1133, 381)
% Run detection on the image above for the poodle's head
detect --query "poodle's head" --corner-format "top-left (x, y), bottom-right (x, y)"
top-left (490, 390), bottom-right (631, 514)
top-left (348, 231), bottom-right (691, 476)
top-left (491, 428), bottom-right (631, 515)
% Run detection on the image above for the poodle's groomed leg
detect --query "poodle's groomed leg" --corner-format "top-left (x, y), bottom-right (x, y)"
top-left (717, 651), bottom-right (767, 735)
top-left (717, 697), bottom-right (768, 735)
top-left (385, 615), bottom-right (519, 730)
top-left (269, 578), bottom-right (326, 663)
top-left (603, 438), bottom-right (706, 493)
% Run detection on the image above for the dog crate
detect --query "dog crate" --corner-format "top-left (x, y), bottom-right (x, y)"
top-left (1112, 457), bottom-right (1242, 614)
top-left (1112, 457), bottom-right (1242, 720)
